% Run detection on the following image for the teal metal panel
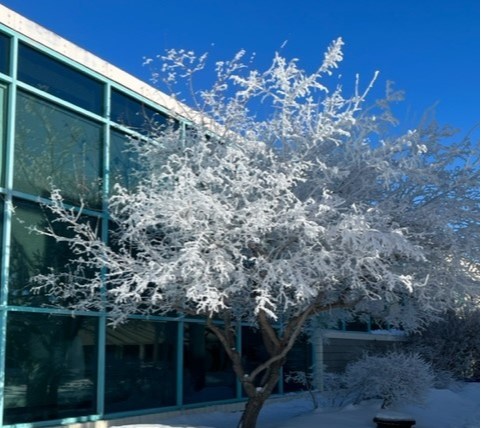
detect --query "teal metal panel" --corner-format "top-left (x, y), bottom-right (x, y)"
top-left (96, 81), bottom-right (111, 417)
top-left (5, 305), bottom-right (104, 317)
top-left (8, 190), bottom-right (105, 218)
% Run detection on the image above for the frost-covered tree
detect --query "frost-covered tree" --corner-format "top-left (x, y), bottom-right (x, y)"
top-left (343, 352), bottom-right (434, 408)
top-left (285, 370), bottom-right (318, 408)
top-left (32, 39), bottom-right (479, 428)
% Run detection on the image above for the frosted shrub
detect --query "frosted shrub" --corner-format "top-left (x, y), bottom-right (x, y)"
top-left (321, 371), bottom-right (351, 408)
top-left (285, 370), bottom-right (318, 408)
top-left (343, 352), bottom-right (434, 408)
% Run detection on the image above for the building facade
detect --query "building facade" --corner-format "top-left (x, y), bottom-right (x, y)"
top-left (0, 6), bottom-right (403, 427)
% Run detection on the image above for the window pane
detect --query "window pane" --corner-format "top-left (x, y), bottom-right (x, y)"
top-left (9, 199), bottom-right (98, 306)
top-left (14, 91), bottom-right (102, 207)
top-left (18, 43), bottom-right (103, 114)
top-left (105, 320), bottom-right (177, 413)
top-left (111, 89), bottom-right (171, 133)
top-left (4, 312), bottom-right (97, 424)
top-left (0, 32), bottom-right (10, 75)
top-left (183, 323), bottom-right (236, 404)
top-left (110, 130), bottom-right (140, 193)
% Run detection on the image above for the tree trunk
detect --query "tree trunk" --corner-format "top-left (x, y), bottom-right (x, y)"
top-left (237, 360), bottom-right (283, 428)
top-left (238, 395), bottom-right (266, 428)
top-left (205, 312), bottom-right (310, 428)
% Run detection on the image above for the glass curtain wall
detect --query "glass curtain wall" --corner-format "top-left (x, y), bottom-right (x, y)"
top-left (0, 27), bottom-right (314, 427)
top-left (0, 29), bottom-right (237, 426)
top-left (1, 32), bottom-right (106, 424)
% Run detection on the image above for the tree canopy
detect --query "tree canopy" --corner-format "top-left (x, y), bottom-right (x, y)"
top-left (32, 39), bottom-right (479, 428)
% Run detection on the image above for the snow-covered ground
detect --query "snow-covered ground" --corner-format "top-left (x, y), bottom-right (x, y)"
top-left (115, 382), bottom-right (479, 428)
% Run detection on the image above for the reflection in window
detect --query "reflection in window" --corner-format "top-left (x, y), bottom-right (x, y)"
top-left (18, 43), bottom-right (103, 114)
top-left (4, 312), bottom-right (97, 424)
top-left (110, 131), bottom-right (140, 193)
top-left (283, 334), bottom-right (312, 393)
top-left (183, 323), bottom-right (236, 404)
top-left (105, 320), bottom-right (177, 413)
top-left (111, 89), bottom-right (171, 133)
top-left (0, 32), bottom-right (9, 75)
top-left (14, 91), bottom-right (102, 207)
top-left (9, 199), bottom-right (98, 306)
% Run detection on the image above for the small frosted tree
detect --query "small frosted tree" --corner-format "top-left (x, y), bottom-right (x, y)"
top-left (343, 352), bottom-right (434, 408)
top-left (32, 39), bottom-right (479, 428)
top-left (285, 370), bottom-right (318, 408)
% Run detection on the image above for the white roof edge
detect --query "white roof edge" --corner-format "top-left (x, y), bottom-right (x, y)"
top-left (0, 4), bottom-right (196, 121)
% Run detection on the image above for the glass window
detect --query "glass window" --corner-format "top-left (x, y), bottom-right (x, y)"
top-left (111, 89), bottom-right (171, 133)
top-left (17, 43), bottom-right (103, 114)
top-left (3, 312), bottom-right (97, 424)
top-left (9, 199), bottom-right (99, 307)
top-left (283, 334), bottom-right (312, 393)
top-left (14, 91), bottom-right (102, 208)
top-left (0, 32), bottom-right (10, 75)
top-left (105, 320), bottom-right (177, 413)
top-left (183, 323), bottom-right (236, 404)
top-left (109, 130), bottom-right (140, 193)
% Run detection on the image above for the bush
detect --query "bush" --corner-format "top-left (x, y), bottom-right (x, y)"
top-left (321, 370), bottom-right (352, 407)
top-left (285, 370), bottom-right (318, 408)
top-left (343, 352), bottom-right (434, 409)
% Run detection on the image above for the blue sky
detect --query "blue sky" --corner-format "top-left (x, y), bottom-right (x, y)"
top-left (1, 0), bottom-right (479, 137)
